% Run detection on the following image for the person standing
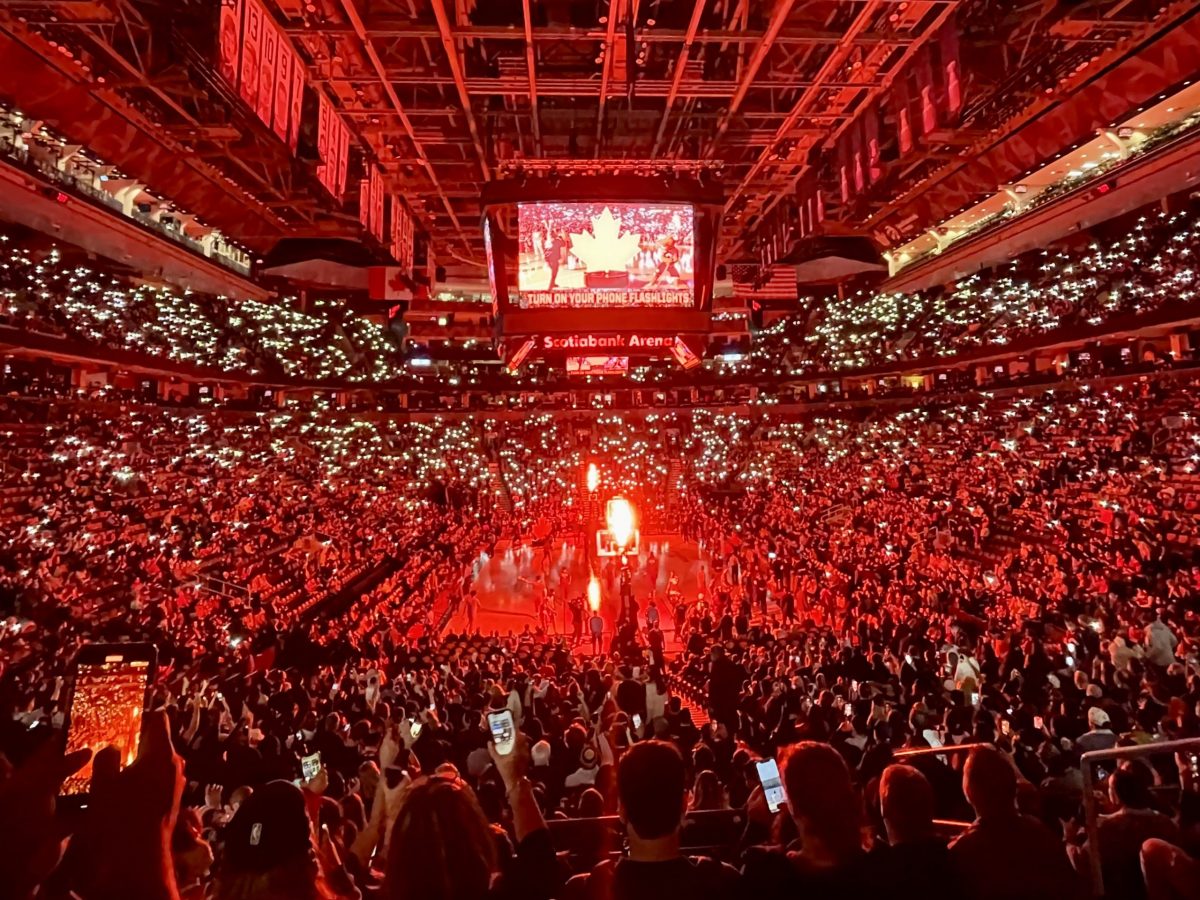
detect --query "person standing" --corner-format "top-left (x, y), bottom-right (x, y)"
top-left (547, 230), bottom-right (566, 290)
top-left (645, 551), bottom-right (659, 591)
top-left (464, 589), bottom-right (478, 631)
top-left (589, 609), bottom-right (605, 656)
top-left (569, 594), bottom-right (585, 646)
top-left (645, 599), bottom-right (660, 632)
top-left (707, 646), bottom-right (745, 734)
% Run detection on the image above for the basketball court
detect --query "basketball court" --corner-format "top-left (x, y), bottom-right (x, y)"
top-left (444, 533), bottom-right (712, 653)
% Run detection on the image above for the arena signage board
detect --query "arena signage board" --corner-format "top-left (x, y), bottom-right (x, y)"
top-left (540, 334), bottom-right (676, 351)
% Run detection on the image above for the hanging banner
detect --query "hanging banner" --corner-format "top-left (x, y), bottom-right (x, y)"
top-left (894, 76), bottom-right (912, 155)
top-left (315, 95), bottom-right (351, 201)
top-left (370, 166), bottom-right (385, 240)
top-left (358, 177), bottom-right (371, 230)
top-left (257, 22), bottom-right (278, 126)
top-left (938, 21), bottom-right (963, 117)
top-left (394, 199), bottom-right (414, 278)
top-left (271, 40), bottom-right (291, 142)
top-left (239, 0), bottom-right (263, 113)
top-left (334, 120), bottom-right (351, 201)
top-left (316, 93), bottom-right (333, 191)
top-left (865, 103), bottom-right (882, 184)
top-left (288, 55), bottom-right (304, 152)
top-left (217, 0), bottom-right (242, 88)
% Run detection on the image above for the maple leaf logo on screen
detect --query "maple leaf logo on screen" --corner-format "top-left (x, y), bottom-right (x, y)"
top-left (569, 207), bottom-right (641, 274)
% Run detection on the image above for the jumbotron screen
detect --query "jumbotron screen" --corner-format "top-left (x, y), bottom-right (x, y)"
top-left (516, 202), bottom-right (695, 310)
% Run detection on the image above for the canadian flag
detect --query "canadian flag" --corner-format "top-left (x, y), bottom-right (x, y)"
top-left (368, 266), bottom-right (410, 300)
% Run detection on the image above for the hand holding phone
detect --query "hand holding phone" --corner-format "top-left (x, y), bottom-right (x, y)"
top-left (61, 643), bottom-right (157, 803)
top-left (756, 758), bottom-right (786, 813)
top-left (488, 709), bottom-right (516, 756)
top-left (301, 752), bottom-right (322, 782)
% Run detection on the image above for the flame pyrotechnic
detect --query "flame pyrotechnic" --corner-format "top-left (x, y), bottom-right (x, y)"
top-left (586, 462), bottom-right (599, 493)
top-left (587, 576), bottom-right (601, 611)
top-left (606, 497), bottom-right (634, 549)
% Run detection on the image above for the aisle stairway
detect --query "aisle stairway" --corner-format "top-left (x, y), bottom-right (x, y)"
top-left (678, 695), bottom-right (709, 728)
top-left (488, 462), bottom-right (513, 513)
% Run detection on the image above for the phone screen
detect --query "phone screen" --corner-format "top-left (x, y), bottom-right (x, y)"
top-left (632, 713), bottom-right (642, 730)
top-left (410, 721), bottom-right (423, 740)
top-left (488, 709), bottom-right (516, 756)
top-left (301, 752), bottom-right (322, 782)
top-left (63, 652), bottom-right (153, 796)
top-left (756, 759), bottom-right (786, 813)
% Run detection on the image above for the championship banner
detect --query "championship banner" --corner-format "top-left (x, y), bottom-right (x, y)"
top-left (217, 0), bottom-right (242, 87)
top-left (257, 22), bottom-right (277, 126)
top-left (288, 55), bottom-right (304, 152)
top-left (392, 198), bottom-right (414, 278)
top-left (370, 166), bottom-right (385, 240)
top-left (334, 120), bottom-right (351, 200)
top-left (358, 177), bottom-right (371, 230)
top-left (271, 40), bottom-right (291, 142)
top-left (239, 0), bottom-right (263, 113)
top-left (315, 93), bottom-right (332, 192)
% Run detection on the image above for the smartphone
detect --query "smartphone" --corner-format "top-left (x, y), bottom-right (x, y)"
top-left (488, 709), bottom-right (516, 756)
top-left (756, 758), bottom-right (786, 813)
top-left (1034, 716), bottom-right (1045, 730)
top-left (383, 765), bottom-right (406, 789)
top-left (844, 702), bottom-right (853, 717)
top-left (409, 721), bottom-right (423, 740)
top-left (301, 752), bottom-right (322, 782)
top-left (632, 713), bottom-right (642, 730)
top-left (61, 643), bottom-right (157, 803)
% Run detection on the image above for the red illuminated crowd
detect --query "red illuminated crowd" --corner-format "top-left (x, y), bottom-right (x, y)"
top-left (0, 361), bottom-right (1199, 900)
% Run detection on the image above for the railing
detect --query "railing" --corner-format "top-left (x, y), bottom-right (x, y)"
top-left (0, 125), bottom-right (252, 276)
top-left (892, 742), bottom-right (993, 836)
top-left (820, 503), bottom-right (851, 525)
top-left (197, 576), bottom-right (251, 601)
top-left (1152, 425), bottom-right (1174, 453)
top-left (545, 808), bottom-right (747, 861)
top-left (1080, 738), bottom-right (1200, 897)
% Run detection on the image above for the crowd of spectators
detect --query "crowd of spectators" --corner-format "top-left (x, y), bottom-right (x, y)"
top-left (0, 200), bottom-right (1197, 401)
top-left (723, 203), bottom-right (1199, 381)
top-left (2, 364), bottom-right (1200, 898)
top-left (0, 236), bottom-right (410, 383)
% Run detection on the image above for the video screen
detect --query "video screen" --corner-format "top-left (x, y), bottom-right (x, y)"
top-left (62, 657), bottom-right (150, 795)
top-left (516, 202), bottom-right (694, 309)
top-left (566, 356), bottom-right (630, 376)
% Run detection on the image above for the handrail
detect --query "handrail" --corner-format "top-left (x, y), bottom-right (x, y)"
top-left (1080, 738), bottom-right (1200, 897)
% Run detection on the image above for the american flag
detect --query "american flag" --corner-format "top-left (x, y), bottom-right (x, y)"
top-left (731, 264), bottom-right (797, 301)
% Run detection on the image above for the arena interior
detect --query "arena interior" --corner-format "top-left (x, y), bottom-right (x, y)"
top-left (3, 1), bottom-right (1200, 899)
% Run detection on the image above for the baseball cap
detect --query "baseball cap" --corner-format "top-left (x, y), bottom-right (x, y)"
top-left (222, 781), bottom-right (312, 872)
